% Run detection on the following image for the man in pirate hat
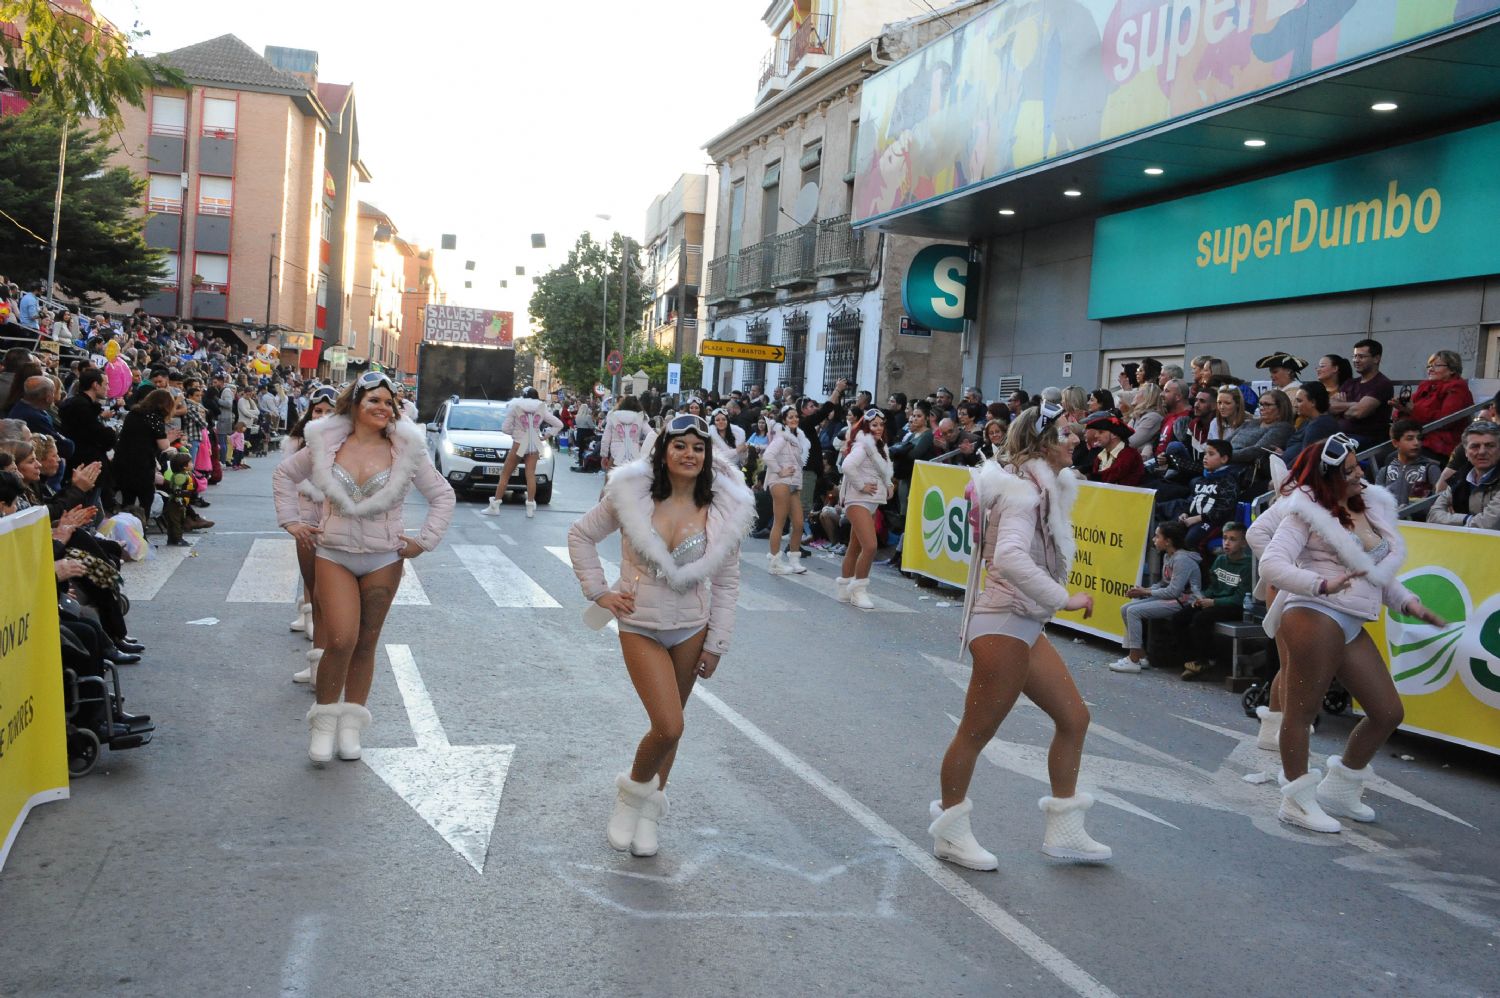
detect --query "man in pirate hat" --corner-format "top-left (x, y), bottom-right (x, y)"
top-left (1256, 351), bottom-right (1307, 391)
top-left (1083, 411), bottom-right (1144, 486)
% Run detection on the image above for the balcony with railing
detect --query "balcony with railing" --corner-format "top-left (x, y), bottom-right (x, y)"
top-left (756, 38), bottom-right (790, 105)
top-left (706, 254), bottom-right (730, 304)
top-left (815, 214), bottom-right (868, 277)
top-left (734, 241), bottom-right (775, 297)
top-left (148, 195), bottom-right (182, 214)
top-left (788, 13), bottom-right (833, 78)
top-left (771, 224), bottom-right (817, 287)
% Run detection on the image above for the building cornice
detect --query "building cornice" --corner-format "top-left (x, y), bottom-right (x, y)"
top-left (705, 46), bottom-right (872, 162)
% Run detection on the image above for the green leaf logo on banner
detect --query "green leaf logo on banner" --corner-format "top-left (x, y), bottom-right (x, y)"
top-left (922, 487), bottom-right (947, 560)
top-left (1387, 569), bottom-right (1467, 695)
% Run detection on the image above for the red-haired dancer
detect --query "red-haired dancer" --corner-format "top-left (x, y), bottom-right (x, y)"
top-left (835, 408), bottom-right (894, 609)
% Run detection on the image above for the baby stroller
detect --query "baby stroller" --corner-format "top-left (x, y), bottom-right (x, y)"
top-left (63, 661), bottom-right (155, 777)
top-left (1241, 665), bottom-right (1350, 720)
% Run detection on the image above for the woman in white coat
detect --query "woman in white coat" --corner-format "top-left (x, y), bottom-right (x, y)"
top-left (761, 405), bottom-right (809, 575)
top-left (835, 408), bottom-right (892, 609)
top-left (1256, 434), bottom-right (1444, 832)
top-left (600, 395), bottom-right (647, 473)
top-left (709, 408), bottom-right (748, 470)
top-left (485, 388), bottom-right (563, 517)
top-left (281, 385), bottom-right (338, 683)
top-left (568, 413), bottom-right (754, 857)
top-left (930, 404), bottom-right (1106, 871)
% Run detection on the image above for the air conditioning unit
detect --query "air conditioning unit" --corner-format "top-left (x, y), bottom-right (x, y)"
top-left (998, 375), bottom-right (1023, 398)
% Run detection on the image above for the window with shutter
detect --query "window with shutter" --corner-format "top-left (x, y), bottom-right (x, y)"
top-left (202, 97), bottom-right (237, 136)
top-left (151, 96), bottom-right (185, 136)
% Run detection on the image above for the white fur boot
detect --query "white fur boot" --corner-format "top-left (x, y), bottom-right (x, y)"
top-left (768, 552), bottom-right (792, 575)
top-left (1255, 707), bottom-right (1283, 751)
top-left (293, 647), bottom-right (322, 685)
top-left (849, 579), bottom-right (875, 610)
top-left (289, 601), bottom-right (310, 632)
top-left (336, 703), bottom-right (371, 761)
top-left (1039, 793), bottom-right (1112, 862)
top-left (835, 577), bottom-right (852, 603)
top-left (525, 498), bottom-right (537, 518)
top-left (1316, 755), bottom-right (1376, 822)
top-left (607, 773), bottom-right (657, 852)
top-left (1278, 769), bottom-right (1342, 833)
top-left (928, 798), bottom-right (999, 871)
top-left (631, 788), bottom-right (669, 857)
top-left (306, 704), bottom-right (340, 764)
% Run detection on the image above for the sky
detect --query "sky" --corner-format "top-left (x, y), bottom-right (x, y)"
top-left (93, 0), bottom-right (772, 330)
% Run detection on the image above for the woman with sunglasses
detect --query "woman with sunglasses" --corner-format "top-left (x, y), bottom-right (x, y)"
top-left (567, 413), bottom-right (755, 857)
top-left (281, 385), bottom-right (339, 684)
top-left (484, 387), bottom-right (563, 518)
top-left (1256, 434), bottom-right (1445, 832)
top-left (762, 404), bottom-right (810, 575)
top-left (836, 408), bottom-right (892, 609)
top-left (273, 372), bottom-right (455, 765)
top-left (930, 403), bottom-right (1107, 871)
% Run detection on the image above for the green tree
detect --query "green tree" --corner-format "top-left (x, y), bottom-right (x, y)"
top-left (622, 343), bottom-right (702, 394)
top-left (0, 105), bottom-right (164, 303)
top-left (527, 232), bottom-right (650, 393)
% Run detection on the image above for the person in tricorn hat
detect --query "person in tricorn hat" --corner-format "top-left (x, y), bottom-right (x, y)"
top-left (1083, 411), bottom-right (1144, 486)
top-left (1257, 352), bottom-right (1307, 392)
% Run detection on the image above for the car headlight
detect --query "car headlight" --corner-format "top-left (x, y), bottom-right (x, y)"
top-left (539, 442), bottom-right (553, 460)
top-left (443, 440), bottom-right (475, 458)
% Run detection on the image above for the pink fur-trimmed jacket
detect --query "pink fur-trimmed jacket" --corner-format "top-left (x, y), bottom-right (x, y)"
top-left (838, 431), bottom-right (893, 505)
top-left (1256, 482), bottom-right (1416, 636)
top-left (273, 415), bottom-right (454, 553)
top-left (567, 459), bottom-right (755, 656)
top-left (962, 459), bottom-right (1080, 644)
top-left (761, 421), bottom-right (808, 489)
top-left (279, 433), bottom-right (326, 526)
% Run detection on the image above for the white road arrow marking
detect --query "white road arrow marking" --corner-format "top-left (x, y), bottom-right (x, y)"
top-left (360, 644), bottom-right (515, 873)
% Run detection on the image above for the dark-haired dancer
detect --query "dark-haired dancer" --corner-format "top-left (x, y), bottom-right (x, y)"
top-left (568, 414), bottom-right (754, 857)
top-left (1256, 434), bottom-right (1444, 832)
top-left (931, 404), bottom-right (1108, 871)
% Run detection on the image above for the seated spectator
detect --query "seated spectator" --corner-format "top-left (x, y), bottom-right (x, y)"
top-left (1110, 520), bottom-right (1202, 673)
top-left (936, 430), bottom-right (982, 467)
top-left (1205, 357), bottom-right (1257, 409)
top-left (1429, 422), bottom-right (1500, 529)
top-left (1257, 352), bottom-right (1307, 392)
top-left (1376, 419), bottom-right (1441, 510)
top-left (1174, 522), bottom-right (1254, 681)
top-left (1331, 338), bottom-right (1394, 449)
top-left (1152, 387), bottom-right (1215, 492)
top-left (978, 417), bottom-right (1007, 462)
top-left (1161, 439), bottom-right (1239, 549)
top-left (1126, 382), bottom-right (1163, 457)
top-left (1280, 382), bottom-right (1338, 465)
top-left (1084, 412), bottom-right (1144, 486)
top-left (1229, 389), bottom-right (1294, 480)
top-left (1390, 349), bottom-right (1472, 463)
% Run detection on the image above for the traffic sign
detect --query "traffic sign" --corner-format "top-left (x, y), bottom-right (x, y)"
top-left (606, 350), bottom-right (624, 375)
top-left (699, 338), bottom-right (786, 362)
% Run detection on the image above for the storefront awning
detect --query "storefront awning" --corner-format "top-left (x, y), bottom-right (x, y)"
top-left (855, 10), bottom-right (1500, 240)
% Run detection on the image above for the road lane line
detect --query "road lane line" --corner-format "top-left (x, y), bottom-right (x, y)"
top-left (227, 538), bottom-right (301, 603)
top-left (278, 913), bottom-right (321, 996)
top-left (693, 686), bottom-right (1118, 998)
top-left (393, 563), bottom-right (430, 605)
top-left (748, 555), bottom-right (915, 613)
top-left (121, 541), bottom-right (196, 601)
top-left (545, 546), bottom-right (802, 612)
top-left (453, 544), bottom-right (561, 608)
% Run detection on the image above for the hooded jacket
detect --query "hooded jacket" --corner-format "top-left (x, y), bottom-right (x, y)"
top-left (568, 459), bottom-right (755, 655)
top-left (1258, 483), bottom-right (1416, 636)
top-left (601, 408), bottom-right (648, 466)
top-left (273, 415), bottom-right (455, 553)
top-left (279, 433), bottom-right (327, 526)
top-left (761, 421), bottom-right (809, 489)
top-left (502, 397), bottom-right (564, 456)
top-left (962, 459), bottom-right (1080, 646)
top-left (839, 431), bottom-right (893, 505)
top-left (1143, 548), bottom-right (1203, 604)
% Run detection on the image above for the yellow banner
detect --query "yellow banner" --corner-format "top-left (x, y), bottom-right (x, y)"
top-left (901, 462), bottom-right (1156, 642)
top-left (1365, 521), bottom-right (1500, 756)
top-left (0, 507), bottom-right (69, 871)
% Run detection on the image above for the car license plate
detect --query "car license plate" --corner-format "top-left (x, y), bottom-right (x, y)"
top-left (478, 465), bottom-right (502, 476)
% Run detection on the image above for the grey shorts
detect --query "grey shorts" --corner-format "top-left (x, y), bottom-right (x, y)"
top-left (967, 611), bottom-right (1046, 648)
top-left (317, 548), bottom-right (402, 578)
top-left (1284, 598), bottom-right (1367, 645)
top-left (843, 499), bottom-right (881, 515)
top-left (617, 621), bottom-right (707, 649)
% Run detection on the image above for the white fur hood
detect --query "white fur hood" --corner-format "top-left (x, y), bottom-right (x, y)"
top-left (280, 432), bottom-right (325, 502)
top-left (843, 431), bottom-right (893, 481)
top-left (510, 397), bottom-right (546, 416)
top-left (303, 414), bottom-right (428, 518)
top-left (1279, 482), bottom-right (1404, 588)
top-left (606, 409), bottom-right (645, 429)
top-left (601, 458), bottom-right (755, 592)
top-left (977, 458), bottom-right (1080, 570)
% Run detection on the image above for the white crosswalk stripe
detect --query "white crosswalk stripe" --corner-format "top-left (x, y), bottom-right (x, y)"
top-left (748, 553), bottom-right (916, 613)
top-left (452, 544), bottom-right (561, 608)
top-left (543, 546), bottom-right (804, 612)
top-left (393, 562), bottom-right (430, 605)
top-left (120, 540), bottom-right (197, 601)
top-left (226, 538), bottom-right (302, 603)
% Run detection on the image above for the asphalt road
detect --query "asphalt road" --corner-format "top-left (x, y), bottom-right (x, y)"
top-left (2, 451), bottom-right (1497, 998)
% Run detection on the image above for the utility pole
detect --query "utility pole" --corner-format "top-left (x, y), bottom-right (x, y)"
top-left (265, 231), bottom-right (278, 335)
top-left (616, 236), bottom-right (628, 397)
top-left (44, 119), bottom-right (69, 300)
top-left (599, 251), bottom-right (609, 374)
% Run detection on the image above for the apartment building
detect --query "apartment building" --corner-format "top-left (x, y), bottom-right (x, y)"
top-left (110, 35), bottom-right (369, 375)
top-left (703, 1), bottom-right (987, 401)
top-left (397, 239), bottom-right (443, 382)
top-left (348, 202), bottom-right (405, 377)
top-left (641, 174), bottom-right (707, 358)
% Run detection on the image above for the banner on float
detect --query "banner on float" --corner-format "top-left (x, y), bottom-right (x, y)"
top-left (0, 507), bottom-right (69, 872)
top-left (901, 462), bottom-right (1155, 642)
top-left (1364, 521), bottom-right (1500, 756)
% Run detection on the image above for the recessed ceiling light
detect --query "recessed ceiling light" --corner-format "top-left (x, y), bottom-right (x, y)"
top-left (998, 208), bottom-right (1015, 216)
top-left (1243, 138), bottom-right (1267, 148)
top-left (1063, 188), bottom-right (1083, 197)
top-left (1143, 167), bottom-right (1164, 176)
top-left (1371, 101), bottom-right (1398, 112)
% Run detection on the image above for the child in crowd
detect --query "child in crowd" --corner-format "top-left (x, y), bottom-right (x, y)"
top-left (1168, 438), bottom-right (1239, 549)
top-left (1110, 520), bottom-right (1202, 674)
top-left (1376, 418), bottom-right (1441, 509)
top-left (161, 452), bottom-right (196, 546)
top-left (1173, 522), bottom-right (1254, 681)
top-left (228, 423), bottom-right (247, 468)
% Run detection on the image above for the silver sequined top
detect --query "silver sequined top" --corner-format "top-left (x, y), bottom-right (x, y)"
top-left (333, 463), bottom-right (392, 502)
top-left (667, 530), bottom-right (707, 566)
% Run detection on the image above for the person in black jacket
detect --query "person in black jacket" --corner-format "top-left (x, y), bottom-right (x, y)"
top-left (796, 378), bottom-right (848, 516)
top-left (889, 401), bottom-right (935, 517)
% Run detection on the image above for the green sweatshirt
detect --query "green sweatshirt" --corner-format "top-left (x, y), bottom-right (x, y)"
top-left (1203, 553), bottom-right (1252, 608)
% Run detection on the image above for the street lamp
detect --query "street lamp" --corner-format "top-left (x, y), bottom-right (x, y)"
top-left (595, 214), bottom-right (611, 387)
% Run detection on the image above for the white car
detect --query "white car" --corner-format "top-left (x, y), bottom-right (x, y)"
top-left (424, 397), bottom-right (555, 504)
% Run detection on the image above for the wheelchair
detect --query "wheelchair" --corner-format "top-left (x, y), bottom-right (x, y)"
top-left (62, 663), bottom-right (155, 777)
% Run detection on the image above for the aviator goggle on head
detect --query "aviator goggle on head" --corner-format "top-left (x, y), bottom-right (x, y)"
top-left (1319, 433), bottom-right (1358, 476)
top-left (663, 413), bottom-right (711, 441)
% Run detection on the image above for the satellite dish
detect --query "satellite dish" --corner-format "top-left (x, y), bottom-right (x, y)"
top-left (790, 183), bottom-right (819, 226)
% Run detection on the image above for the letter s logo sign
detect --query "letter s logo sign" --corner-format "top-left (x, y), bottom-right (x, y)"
top-left (931, 256), bottom-right (968, 320)
top-left (903, 243), bottom-right (971, 333)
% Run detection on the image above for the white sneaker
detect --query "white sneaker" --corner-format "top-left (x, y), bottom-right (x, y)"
top-left (631, 788), bottom-right (669, 857)
top-left (1039, 793), bottom-right (1112, 862)
top-left (786, 553), bottom-right (808, 574)
top-left (1316, 755), bottom-right (1377, 822)
top-left (525, 499), bottom-right (537, 518)
top-left (835, 577), bottom-right (852, 602)
top-left (1108, 655), bottom-right (1143, 673)
top-left (1279, 770), bottom-right (1343, 833)
top-left (768, 553), bottom-right (792, 575)
top-left (928, 799), bottom-right (999, 871)
top-left (293, 648), bottom-right (322, 685)
top-left (306, 704), bottom-right (340, 765)
top-left (480, 498), bottom-right (501, 516)
top-left (336, 704), bottom-right (371, 761)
